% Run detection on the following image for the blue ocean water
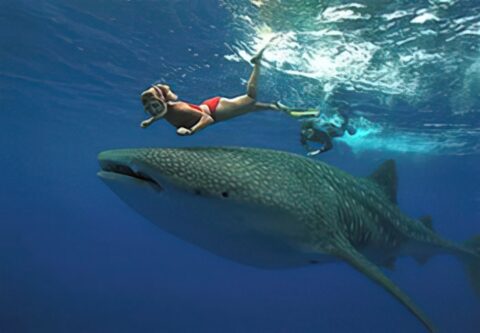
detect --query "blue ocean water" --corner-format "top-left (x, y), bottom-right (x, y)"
top-left (1, 0), bottom-right (479, 332)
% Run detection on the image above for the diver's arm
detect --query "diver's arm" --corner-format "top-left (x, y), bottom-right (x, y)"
top-left (304, 137), bottom-right (321, 156)
top-left (300, 134), bottom-right (313, 152)
top-left (319, 137), bottom-right (333, 153)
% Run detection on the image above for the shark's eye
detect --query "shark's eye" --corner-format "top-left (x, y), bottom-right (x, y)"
top-left (194, 189), bottom-right (202, 195)
top-left (222, 191), bottom-right (229, 198)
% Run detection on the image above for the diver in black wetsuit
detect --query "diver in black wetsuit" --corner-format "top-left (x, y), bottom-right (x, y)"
top-left (277, 102), bottom-right (357, 155)
top-left (300, 111), bottom-right (356, 155)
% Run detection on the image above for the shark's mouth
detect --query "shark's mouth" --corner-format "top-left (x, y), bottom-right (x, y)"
top-left (100, 161), bottom-right (163, 191)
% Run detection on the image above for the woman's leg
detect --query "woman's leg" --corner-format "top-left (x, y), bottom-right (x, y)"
top-left (246, 41), bottom-right (271, 99)
top-left (214, 39), bottom-right (291, 121)
top-left (254, 101), bottom-right (321, 118)
top-left (246, 58), bottom-right (261, 99)
top-left (254, 101), bottom-right (281, 111)
top-left (214, 95), bottom-right (256, 121)
top-left (214, 46), bottom-right (271, 121)
top-left (214, 98), bottom-right (284, 121)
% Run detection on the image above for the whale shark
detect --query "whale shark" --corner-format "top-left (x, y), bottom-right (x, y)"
top-left (97, 147), bottom-right (480, 332)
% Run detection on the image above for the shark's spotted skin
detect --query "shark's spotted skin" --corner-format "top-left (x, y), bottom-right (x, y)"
top-left (98, 147), bottom-right (480, 333)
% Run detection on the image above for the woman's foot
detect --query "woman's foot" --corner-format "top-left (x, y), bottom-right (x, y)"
top-left (274, 101), bottom-right (290, 112)
top-left (250, 35), bottom-right (279, 64)
top-left (275, 101), bottom-right (320, 118)
top-left (250, 46), bottom-right (267, 64)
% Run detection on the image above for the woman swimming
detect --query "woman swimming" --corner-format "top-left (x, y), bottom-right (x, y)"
top-left (140, 44), bottom-right (287, 136)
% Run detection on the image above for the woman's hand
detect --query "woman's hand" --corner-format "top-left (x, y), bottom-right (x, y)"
top-left (177, 127), bottom-right (192, 136)
top-left (140, 117), bottom-right (156, 128)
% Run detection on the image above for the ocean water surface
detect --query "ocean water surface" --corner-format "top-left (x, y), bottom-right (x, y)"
top-left (1, 0), bottom-right (479, 332)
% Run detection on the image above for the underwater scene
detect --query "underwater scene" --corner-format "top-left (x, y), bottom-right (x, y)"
top-left (1, 0), bottom-right (479, 332)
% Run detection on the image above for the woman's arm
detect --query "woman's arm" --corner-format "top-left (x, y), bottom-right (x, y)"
top-left (141, 116), bottom-right (161, 128)
top-left (177, 114), bottom-right (214, 135)
top-left (157, 84), bottom-right (178, 101)
top-left (190, 114), bottom-right (214, 132)
top-left (173, 103), bottom-right (215, 136)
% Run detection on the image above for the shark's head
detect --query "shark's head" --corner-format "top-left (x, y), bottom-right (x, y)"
top-left (98, 147), bottom-right (324, 205)
top-left (97, 147), bottom-right (326, 267)
top-left (98, 147), bottom-right (184, 194)
top-left (97, 147), bottom-right (270, 200)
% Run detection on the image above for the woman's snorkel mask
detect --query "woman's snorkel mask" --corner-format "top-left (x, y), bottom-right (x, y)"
top-left (141, 85), bottom-right (168, 118)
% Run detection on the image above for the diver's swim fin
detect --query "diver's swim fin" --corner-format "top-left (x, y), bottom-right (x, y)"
top-left (250, 35), bottom-right (281, 64)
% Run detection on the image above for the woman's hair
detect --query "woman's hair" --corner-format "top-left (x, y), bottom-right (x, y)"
top-left (141, 86), bottom-right (165, 103)
top-left (152, 85), bottom-right (167, 101)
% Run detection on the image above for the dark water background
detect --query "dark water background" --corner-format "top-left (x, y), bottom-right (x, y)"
top-left (1, 1), bottom-right (479, 332)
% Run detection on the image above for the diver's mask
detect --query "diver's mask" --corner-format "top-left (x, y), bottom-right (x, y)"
top-left (302, 128), bottom-right (315, 139)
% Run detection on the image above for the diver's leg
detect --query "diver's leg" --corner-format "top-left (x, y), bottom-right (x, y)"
top-left (337, 109), bottom-right (356, 135)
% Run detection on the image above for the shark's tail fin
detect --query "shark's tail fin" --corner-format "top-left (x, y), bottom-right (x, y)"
top-left (462, 235), bottom-right (480, 297)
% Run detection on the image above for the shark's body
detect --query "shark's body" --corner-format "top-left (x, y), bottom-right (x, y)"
top-left (98, 147), bottom-right (480, 332)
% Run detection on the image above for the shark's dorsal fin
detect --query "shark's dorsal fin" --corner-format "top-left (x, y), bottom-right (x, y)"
top-left (419, 215), bottom-right (434, 231)
top-left (368, 159), bottom-right (398, 204)
top-left (413, 253), bottom-right (431, 266)
top-left (383, 257), bottom-right (397, 271)
top-left (329, 238), bottom-right (436, 333)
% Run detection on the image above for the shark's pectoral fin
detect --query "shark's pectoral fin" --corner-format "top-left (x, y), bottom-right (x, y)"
top-left (419, 215), bottom-right (434, 231)
top-left (330, 238), bottom-right (436, 333)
